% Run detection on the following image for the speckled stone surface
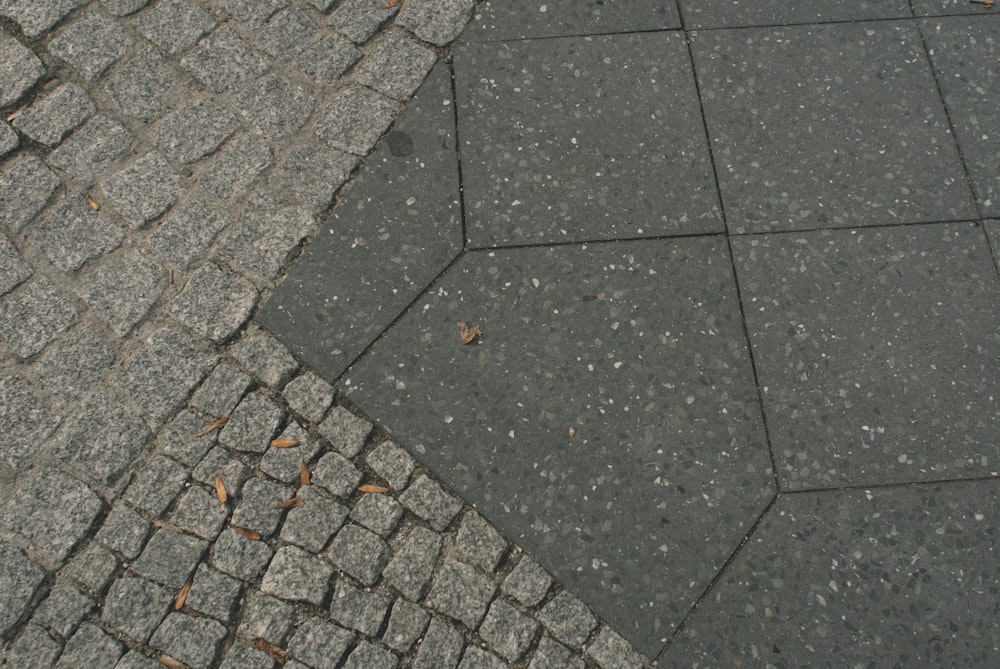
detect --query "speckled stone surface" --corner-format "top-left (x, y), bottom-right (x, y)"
top-left (665, 482), bottom-right (1000, 667)
top-left (455, 33), bottom-right (721, 247)
top-left (463, 0), bottom-right (679, 41)
top-left (691, 21), bottom-right (976, 233)
top-left (733, 224), bottom-right (1000, 489)
top-left (344, 239), bottom-right (774, 656)
top-left (678, 0), bottom-right (911, 29)
top-left (259, 61), bottom-right (462, 380)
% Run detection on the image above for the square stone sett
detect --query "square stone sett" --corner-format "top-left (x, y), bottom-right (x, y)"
top-left (326, 523), bottom-right (388, 586)
top-left (33, 327), bottom-right (115, 409)
top-left (366, 439), bottom-right (415, 491)
top-left (101, 152), bottom-right (182, 229)
top-left (197, 134), bottom-right (273, 202)
top-left (103, 0), bottom-right (150, 16)
top-left (28, 195), bottom-right (124, 274)
top-left (215, 191), bottom-right (319, 278)
top-left (529, 637), bottom-right (584, 669)
top-left (342, 640), bottom-right (397, 669)
top-left (350, 492), bottom-right (403, 537)
top-left (397, 0), bottom-right (474, 47)
top-left (426, 559), bottom-right (496, 630)
top-left (63, 544), bottom-right (119, 595)
top-left (502, 554), bottom-right (552, 608)
top-left (49, 13), bottom-right (132, 81)
top-left (160, 410), bottom-right (220, 467)
top-left (193, 446), bottom-right (251, 494)
top-left (151, 199), bottom-right (228, 271)
top-left (586, 626), bottom-right (643, 669)
top-left (131, 0), bottom-right (216, 54)
top-left (383, 597), bottom-right (429, 652)
top-left (305, 0), bottom-right (336, 10)
top-left (479, 599), bottom-right (539, 662)
top-left (282, 371), bottom-right (334, 424)
top-left (48, 116), bottom-right (134, 187)
top-left (231, 477), bottom-right (294, 536)
top-left (79, 251), bottom-right (163, 338)
top-left (353, 32), bottom-right (437, 101)
top-left (261, 545), bottom-right (333, 605)
top-left (105, 47), bottom-right (180, 121)
top-left (314, 86), bottom-right (399, 156)
top-left (288, 617), bottom-right (354, 668)
top-left (382, 525), bottom-right (441, 601)
top-left (279, 485), bottom-right (349, 553)
top-left (0, 120), bottom-right (18, 157)
top-left (237, 592), bottom-right (295, 644)
top-left (458, 647), bottom-right (506, 669)
top-left (0, 375), bottom-right (58, 472)
top-left (312, 451), bottom-right (361, 498)
top-left (399, 475), bottom-right (462, 531)
top-left (116, 651), bottom-right (162, 668)
top-left (257, 7), bottom-right (318, 60)
top-left (0, 469), bottom-right (103, 565)
top-left (2, 624), bottom-right (62, 667)
top-left (125, 454), bottom-right (189, 516)
top-left (34, 584), bottom-right (93, 638)
top-left (96, 503), bottom-right (152, 559)
top-left (296, 34), bottom-right (361, 86)
top-left (132, 528), bottom-right (208, 589)
top-left (190, 362), bottom-right (253, 418)
top-left (50, 389), bottom-right (152, 485)
top-left (0, 0), bottom-right (87, 38)
top-left (185, 563), bottom-right (241, 622)
top-left (0, 235), bottom-right (30, 297)
top-left (220, 391), bottom-right (286, 453)
top-left (182, 26), bottom-right (270, 94)
top-left (223, 0), bottom-right (289, 25)
top-left (101, 576), bottom-right (172, 643)
top-left (455, 512), bottom-right (506, 573)
top-left (155, 100), bottom-right (240, 164)
top-left (168, 261), bottom-right (257, 342)
top-left (212, 527), bottom-right (273, 581)
top-left (0, 33), bottom-right (45, 107)
top-left (12, 83), bottom-right (94, 147)
top-left (328, 0), bottom-right (398, 44)
top-left (538, 591), bottom-right (597, 649)
top-left (230, 325), bottom-right (298, 388)
top-left (318, 407), bottom-right (372, 458)
top-left (267, 143), bottom-right (357, 213)
top-left (0, 540), bottom-right (47, 640)
top-left (413, 616), bottom-right (464, 669)
top-left (260, 423), bottom-right (322, 483)
top-left (0, 156), bottom-right (61, 234)
top-left (236, 75), bottom-right (315, 140)
top-left (55, 622), bottom-right (123, 668)
top-left (218, 643), bottom-right (277, 669)
top-left (151, 612), bottom-right (227, 669)
top-left (172, 487), bottom-right (229, 540)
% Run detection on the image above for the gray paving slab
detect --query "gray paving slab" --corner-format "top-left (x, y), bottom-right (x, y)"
top-left (455, 33), bottom-right (721, 247)
top-left (733, 224), bottom-right (1000, 489)
top-left (663, 482), bottom-right (1000, 666)
top-left (0, 33), bottom-right (45, 107)
top-left (0, 0), bottom-right (87, 40)
top-left (49, 12), bottom-right (132, 81)
top-left (11, 82), bottom-right (94, 148)
top-left (259, 62), bottom-right (462, 380)
top-left (677, 0), bottom-right (911, 29)
top-left (912, 0), bottom-right (999, 16)
top-left (691, 21), bottom-right (975, 233)
top-left (463, 0), bottom-right (679, 41)
top-left (28, 195), bottom-right (125, 274)
top-left (344, 239), bottom-right (773, 656)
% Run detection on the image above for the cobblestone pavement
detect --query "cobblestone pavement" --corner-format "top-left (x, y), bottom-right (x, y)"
top-left (0, 1), bottom-right (646, 667)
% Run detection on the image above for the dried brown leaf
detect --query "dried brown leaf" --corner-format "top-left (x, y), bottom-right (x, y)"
top-left (568, 426), bottom-right (576, 437)
top-left (159, 656), bottom-right (186, 669)
top-left (253, 639), bottom-right (289, 663)
top-left (214, 475), bottom-right (227, 503)
top-left (358, 484), bottom-right (390, 494)
top-left (456, 321), bottom-right (482, 345)
top-left (385, 0), bottom-right (402, 7)
top-left (174, 579), bottom-right (192, 610)
top-left (269, 438), bottom-right (300, 448)
top-left (196, 415), bottom-right (229, 437)
top-left (233, 526), bottom-right (261, 540)
top-left (299, 460), bottom-right (311, 486)
top-left (86, 195), bottom-right (100, 211)
top-left (274, 496), bottom-right (304, 509)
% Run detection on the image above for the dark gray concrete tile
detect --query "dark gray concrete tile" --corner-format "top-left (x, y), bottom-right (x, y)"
top-left (691, 22), bottom-right (976, 233)
top-left (733, 224), bottom-right (1000, 490)
top-left (678, 0), bottom-right (911, 29)
top-left (344, 238), bottom-right (774, 657)
top-left (455, 33), bottom-right (721, 247)
top-left (922, 15), bottom-right (1000, 217)
top-left (463, 0), bottom-right (679, 41)
top-left (912, 0), bottom-right (999, 17)
top-left (258, 62), bottom-right (462, 380)
top-left (664, 482), bottom-right (1000, 667)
